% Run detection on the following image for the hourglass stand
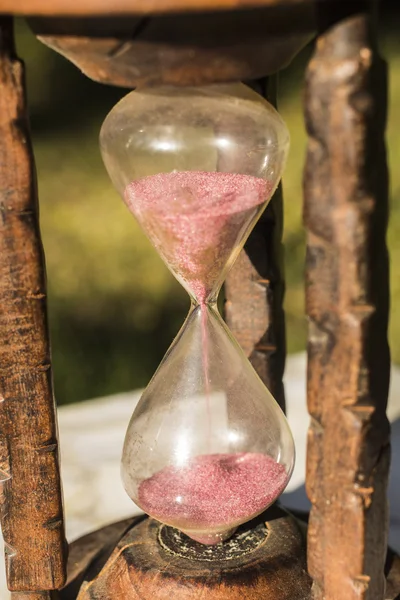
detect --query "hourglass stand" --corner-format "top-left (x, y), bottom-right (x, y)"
top-left (66, 507), bottom-right (311, 600)
top-left (1, 5), bottom-right (398, 600)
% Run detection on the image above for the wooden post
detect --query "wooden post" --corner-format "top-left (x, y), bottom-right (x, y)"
top-left (304, 4), bottom-right (390, 599)
top-left (0, 17), bottom-right (67, 593)
top-left (225, 76), bottom-right (286, 411)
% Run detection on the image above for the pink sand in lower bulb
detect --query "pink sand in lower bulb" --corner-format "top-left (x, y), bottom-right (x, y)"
top-left (138, 452), bottom-right (287, 545)
top-left (125, 172), bottom-right (270, 303)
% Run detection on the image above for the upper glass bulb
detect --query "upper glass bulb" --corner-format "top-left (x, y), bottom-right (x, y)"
top-left (100, 83), bottom-right (294, 545)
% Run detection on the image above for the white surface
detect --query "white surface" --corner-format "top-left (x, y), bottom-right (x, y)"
top-left (1, 352), bottom-right (400, 597)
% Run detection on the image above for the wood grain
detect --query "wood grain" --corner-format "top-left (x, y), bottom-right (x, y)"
top-left (61, 517), bottom-right (143, 599)
top-left (0, 16), bottom-right (67, 593)
top-left (1, 0), bottom-right (308, 16)
top-left (303, 6), bottom-right (390, 600)
top-left (59, 513), bottom-right (400, 599)
top-left (68, 509), bottom-right (311, 600)
top-left (225, 77), bottom-right (286, 411)
top-left (30, 9), bottom-right (313, 88)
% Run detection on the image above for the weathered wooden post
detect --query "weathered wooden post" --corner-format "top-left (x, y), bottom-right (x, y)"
top-left (304, 3), bottom-right (391, 598)
top-left (0, 16), bottom-right (66, 600)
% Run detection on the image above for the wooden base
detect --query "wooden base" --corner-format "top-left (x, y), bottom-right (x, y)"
top-left (61, 507), bottom-right (312, 600)
top-left (58, 508), bottom-right (400, 600)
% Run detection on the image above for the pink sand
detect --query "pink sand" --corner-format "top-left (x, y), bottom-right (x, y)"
top-left (138, 452), bottom-right (287, 542)
top-left (125, 171), bottom-right (270, 303)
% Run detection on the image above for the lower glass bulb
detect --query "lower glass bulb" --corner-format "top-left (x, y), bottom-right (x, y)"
top-left (121, 305), bottom-right (295, 545)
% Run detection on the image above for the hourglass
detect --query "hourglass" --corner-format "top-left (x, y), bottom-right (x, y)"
top-left (100, 83), bottom-right (294, 545)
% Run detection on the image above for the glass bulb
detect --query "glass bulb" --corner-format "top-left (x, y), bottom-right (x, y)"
top-left (100, 83), bottom-right (294, 545)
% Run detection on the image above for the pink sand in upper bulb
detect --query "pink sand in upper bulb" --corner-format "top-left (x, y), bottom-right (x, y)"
top-left (125, 172), bottom-right (271, 303)
top-left (138, 452), bottom-right (287, 542)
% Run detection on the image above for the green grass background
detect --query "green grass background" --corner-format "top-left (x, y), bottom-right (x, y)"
top-left (14, 19), bottom-right (400, 405)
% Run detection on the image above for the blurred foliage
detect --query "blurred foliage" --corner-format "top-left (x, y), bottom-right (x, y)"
top-left (13, 17), bottom-right (400, 405)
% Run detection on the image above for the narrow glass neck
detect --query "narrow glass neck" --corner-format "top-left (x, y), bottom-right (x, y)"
top-left (190, 290), bottom-right (220, 309)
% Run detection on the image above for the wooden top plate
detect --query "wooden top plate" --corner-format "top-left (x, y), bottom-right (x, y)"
top-left (0, 0), bottom-right (307, 17)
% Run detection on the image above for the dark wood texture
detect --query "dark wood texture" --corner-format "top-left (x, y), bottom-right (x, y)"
top-left (0, 16), bottom-right (67, 593)
top-left (225, 77), bottom-right (286, 411)
top-left (60, 514), bottom-right (400, 600)
top-left (1, 0), bottom-right (309, 16)
top-left (30, 8), bottom-right (314, 88)
top-left (62, 508), bottom-right (311, 600)
top-left (61, 517), bottom-right (143, 599)
top-left (304, 7), bottom-right (390, 600)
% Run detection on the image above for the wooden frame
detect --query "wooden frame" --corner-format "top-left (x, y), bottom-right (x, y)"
top-left (0, 0), bottom-right (306, 16)
top-left (0, 0), bottom-right (395, 598)
top-left (304, 5), bottom-right (391, 598)
top-left (0, 16), bottom-right (66, 599)
top-left (225, 78), bottom-right (286, 412)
